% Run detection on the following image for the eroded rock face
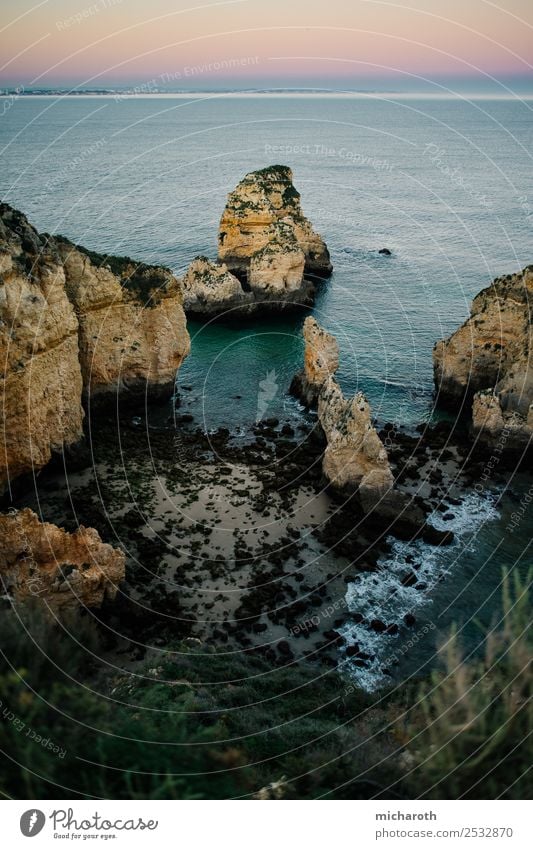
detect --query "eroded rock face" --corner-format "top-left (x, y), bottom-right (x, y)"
top-left (434, 266), bottom-right (532, 449)
top-left (248, 221), bottom-right (306, 293)
top-left (182, 256), bottom-right (246, 316)
top-left (0, 205), bottom-right (84, 493)
top-left (181, 240), bottom-right (312, 317)
top-left (0, 508), bottom-right (125, 610)
top-left (472, 391), bottom-right (533, 449)
top-left (56, 238), bottom-right (190, 402)
top-left (292, 319), bottom-right (427, 533)
top-left (290, 316), bottom-right (339, 406)
top-left (0, 204), bottom-right (190, 491)
top-left (318, 377), bottom-right (394, 510)
top-left (218, 164), bottom-right (332, 278)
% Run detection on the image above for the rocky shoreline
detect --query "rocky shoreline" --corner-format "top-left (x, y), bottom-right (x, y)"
top-left (1, 174), bottom-right (531, 687)
top-left (9, 388), bottom-right (506, 682)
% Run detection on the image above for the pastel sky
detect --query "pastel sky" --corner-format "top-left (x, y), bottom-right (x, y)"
top-left (1, 0), bottom-right (532, 91)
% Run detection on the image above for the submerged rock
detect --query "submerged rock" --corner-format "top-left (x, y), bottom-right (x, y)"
top-left (0, 508), bottom-right (125, 611)
top-left (433, 265), bottom-right (533, 451)
top-left (290, 316), bottom-right (339, 406)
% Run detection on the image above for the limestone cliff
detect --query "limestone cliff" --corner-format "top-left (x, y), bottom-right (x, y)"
top-left (318, 376), bottom-right (394, 510)
top-left (0, 508), bottom-right (125, 611)
top-left (290, 316), bottom-right (339, 405)
top-left (56, 238), bottom-right (190, 401)
top-left (218, 165), bottom-right (331, 278)
top-left (0, 204), bottom-right (190, 492)
top-left (433, 266), bottom-right (532, 449)
top-left (0, 205), bottom-right (84, 493)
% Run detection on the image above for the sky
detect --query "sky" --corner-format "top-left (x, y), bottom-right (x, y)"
top-left (0, 0), bottom-right (532, 93)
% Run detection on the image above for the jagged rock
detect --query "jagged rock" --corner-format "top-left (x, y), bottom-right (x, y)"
top-left (421, 525), bottom-right (454, 546)
top-left (290, 316), bottom-right (339, 406)
top-left (0, 508), bottom-right (125, 611)
top-left (472, 390), bottom-right (533, 449)
top-left (182, 235), bottom-right (310, 317)
top-left (0, 204), bottom-right (190, 491)
top-left (292, 320), bottom-right (429, 535)
top-left (433, 265), bottom-right (532, 450)
top-left (218, 164), bottom-right (332, 278)
top-left (248, 221), bottom-right (306, 295)
top-left (318, 376), bottom-right (394, 510)
top-left (182, 255), bottom-right (248, 316)
top-left (180, 166), bottom-right (330, 317)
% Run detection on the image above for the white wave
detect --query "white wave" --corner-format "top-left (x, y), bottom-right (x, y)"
top-left (339, 490), bottom-right (500, 691)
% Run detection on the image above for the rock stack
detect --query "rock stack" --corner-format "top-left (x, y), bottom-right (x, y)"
top-left (182, 165), bottom-right (332, 317)
top-left (318, 377), bottom-right (394, 512)
top-left (292, 317), bottom-right (394, 510)
top-left (290, 316), bottom-right (339, 406)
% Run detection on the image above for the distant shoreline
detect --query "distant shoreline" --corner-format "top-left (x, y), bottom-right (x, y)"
top-left (1, 90), bottom-right (532, 100)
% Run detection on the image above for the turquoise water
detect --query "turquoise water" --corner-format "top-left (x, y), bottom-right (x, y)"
top-left (1, 95), bottom-right (532, 429)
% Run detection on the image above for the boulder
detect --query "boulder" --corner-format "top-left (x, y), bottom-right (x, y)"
top-left (181, 255), bottom-right (249, 317)
top-left (0, 508), bottom-right (125, 611)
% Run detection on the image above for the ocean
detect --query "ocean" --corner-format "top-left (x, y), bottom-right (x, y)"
top-left (1, 93), bottom-right (532, 685)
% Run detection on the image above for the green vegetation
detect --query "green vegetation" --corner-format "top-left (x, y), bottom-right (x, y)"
top-left (253, 164), bottom-right (292, 181)
top-left (401, 569), bottom-right (532, 800)
top-left (55, 235), bottom-right (173, 305)
top-left (0, 606), bottom-right (393, 799)
top-left (282, 183), bottom-right (301, 206)
top-left (0, 572), bottom-right (530, 799)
